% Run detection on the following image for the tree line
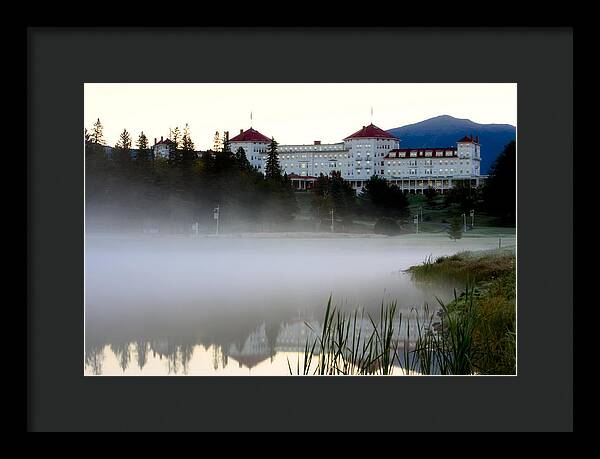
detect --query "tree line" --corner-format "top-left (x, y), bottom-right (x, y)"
top-left (85, 119), bottom-right (516, 233)
top-left (85, 119), bottom-right (297, 233)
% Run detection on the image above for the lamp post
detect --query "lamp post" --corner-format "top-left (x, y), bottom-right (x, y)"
top-left (214, 205), bottom-right (220, 235)
top-left (462, 213), bottom-right (466, 232)
top-left (470, 209), bottom-right (475, 228)
top-left (414, 215), bottom-right (419, 234)
top-left (330, 208), bottom-right (334, 233)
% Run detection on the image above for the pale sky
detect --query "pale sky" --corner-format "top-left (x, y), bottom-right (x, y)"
top-left (84, 83), bottom-right (517, 150)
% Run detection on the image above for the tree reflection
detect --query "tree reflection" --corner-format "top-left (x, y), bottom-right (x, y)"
top-left (85, 343), bottom-right (105, 375)
top-left (265, 321), bottom-right (281, 362)
top-left (179, 343), bottom-right (194, 375)
top-left (110, 342), bottom-right (131, 372)
top-left (135, 340), bottom-right (149, 370)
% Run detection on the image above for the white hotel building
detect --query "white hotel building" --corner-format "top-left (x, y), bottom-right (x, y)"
top-left (227, 123), bottom-right (484, 193)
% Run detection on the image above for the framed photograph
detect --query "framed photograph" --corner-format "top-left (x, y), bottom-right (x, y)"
top-left (28, 27), bottom-right (573, 431)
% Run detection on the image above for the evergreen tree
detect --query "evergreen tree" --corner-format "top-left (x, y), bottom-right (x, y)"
top-left (264, 137), bottom-right (282, 180)
top-left (447, 217), bottom-right (463, 241)
top-left (222, 135), bottom-right (231, 155)
top-left (361, 175), bottom-right (408, 217)
top-left (424, 186), bottom-right (438, 206)
top-left (137, 131), bottom-right (148, 150)
top-left (235, 146), bottom-right (251, 170)
top-left (84, 128), bottom-right (92, 144)
top-left (116, 128), bottom-right (132, 149)
top-left (482, 140), bottom-right (516, 225)
top-left (180, 124), bottom-right (197, 162)
top-left (312, 171), bottom-right (356, 229)
top-left (444, 179), bottom-right (477, 211)
top-left (91, 118), bottom-right (104, 144)
top-left (113, 128), bottom-right (132, 164)
top-left (136, 131), bottom-right (150, 161)
top-left (170, 126), bottom-right (181, 149)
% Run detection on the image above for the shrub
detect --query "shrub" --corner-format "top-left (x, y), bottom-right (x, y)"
top-left (373, 217), bottom-right (401, 236)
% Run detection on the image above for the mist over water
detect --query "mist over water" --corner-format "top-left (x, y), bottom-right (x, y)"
top-left (85, 233), bottom-right (513, 375)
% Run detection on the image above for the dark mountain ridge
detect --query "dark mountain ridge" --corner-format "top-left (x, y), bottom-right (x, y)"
top-left (386, 115), bottom-right (516, 174)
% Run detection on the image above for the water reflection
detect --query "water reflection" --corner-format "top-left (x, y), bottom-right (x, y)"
top-left (85, 235), bottom-right (511, 375)
top-left (85, 307), bottom-right (441, 375)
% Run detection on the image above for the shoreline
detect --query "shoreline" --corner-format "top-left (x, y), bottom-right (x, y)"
top-left (85, 229), bottom-right (516, 240)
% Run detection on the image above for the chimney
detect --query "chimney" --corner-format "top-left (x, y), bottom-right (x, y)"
top-left (314, 140), bottom-right (321, 145)
top-left (240, 129), bottom-right (244, 135)
top-left (224, 131), bottom-right (229, 141)
top-left (160, 136), bottom-right (163, 142)
top-left (154, 137), bottom-right (157, 145)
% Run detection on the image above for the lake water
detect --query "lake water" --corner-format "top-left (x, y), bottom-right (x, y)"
top-left (84, 233), bottom-right (515, 376)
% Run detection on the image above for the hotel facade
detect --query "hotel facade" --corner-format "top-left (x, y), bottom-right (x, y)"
top-left (228, 123), bottom-right (485, 193)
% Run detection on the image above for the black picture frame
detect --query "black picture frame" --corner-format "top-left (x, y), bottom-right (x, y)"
top-left (27, 27), bottom-right (573, 432)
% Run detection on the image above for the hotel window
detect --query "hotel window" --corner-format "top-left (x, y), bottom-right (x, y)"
top-left (410, 151), bottom-right (417, 157)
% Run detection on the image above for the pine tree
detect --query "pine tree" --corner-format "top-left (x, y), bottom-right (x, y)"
top-left (447, 217), bottom-right (463, 241)
top-left (482, 140), bottom-right (516, 225)
top-left (91, 118), bottom-right (104, 144)
top-left (137, 131), bottom-right (148, 150)
top-left (222, 135), bottom-right (231, 154)
top-left (84, 128), bottom-right (92, 144)
top-left (180, 124), bottom-right (197, 162)
top-left (264, 137), bottom-right (282, 180)
top-left (116, 128), bottom-right (132, 150)
top-left (235, 146), bottom-right (252, 170)
top-left (113, 128), bottom-right (132, 164)
top-left (170, 126), bottom-right (181, 149)
top-left (136, 131), bottom-right (151, 162)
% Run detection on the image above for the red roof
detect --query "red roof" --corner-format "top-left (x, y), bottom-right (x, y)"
top-left (229, 128), bottom-right (271, 143)
top-left (344, 123), bottom-right (398, 140)
top-left (155, 138), bottom-right (174, 145)
top-left (457, 135), bottom-right (479, 144)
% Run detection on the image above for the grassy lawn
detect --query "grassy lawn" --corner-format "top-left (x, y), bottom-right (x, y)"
top-left (292, 190), bottom-right (516, 236)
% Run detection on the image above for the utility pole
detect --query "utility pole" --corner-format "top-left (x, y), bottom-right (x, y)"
top-left (419, 205), bottom-right (423, 223)
top-left (330, 208), bottom-right (334, 233)
top-left (470, 209), bottom-right (475, 228)
top-left (462, 213), bottom-right (466, 232)
top-left (214, 205), bottom-right (220, 235)
top-left (414, 215), bottom-right (419, 234)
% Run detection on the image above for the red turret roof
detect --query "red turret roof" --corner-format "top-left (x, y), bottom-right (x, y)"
top-left (229, 127), bottom-right (271, 143)
top-left (344, 123), bottom-right (398, 140)
top-left (457, 134), bottom-right (479, 144)
top-left (155, 138), bottom-right (174, 145)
